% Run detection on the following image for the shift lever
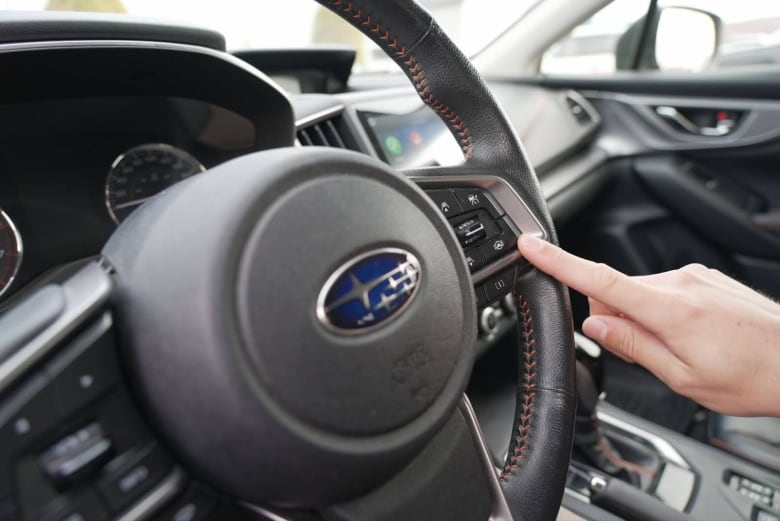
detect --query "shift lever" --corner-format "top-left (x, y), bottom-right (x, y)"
top-left (574, 360), bottom-right (640, 483)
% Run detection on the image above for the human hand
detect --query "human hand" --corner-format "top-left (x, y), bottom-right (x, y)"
top-left (517, 234), bottom-right (780, 417)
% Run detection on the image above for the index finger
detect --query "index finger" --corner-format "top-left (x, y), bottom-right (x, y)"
top-left (517, 235), bottom-right (661, 319)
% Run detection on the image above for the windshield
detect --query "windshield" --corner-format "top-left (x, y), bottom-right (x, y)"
top-left (0, 0), bottom-right (538, 72)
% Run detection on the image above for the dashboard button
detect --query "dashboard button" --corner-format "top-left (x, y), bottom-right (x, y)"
top-left (39, 490), bottom-right (107, 521)
top-left (40, 423), bottom-right (114, 489)
top-left (97, 444), bottom-right (172, 513)
top-left (46, 315), bottom-right (120, 420)
top-left (453, 189), bottom-right (501, 218)
top-left (484, 266), bottom-right (517, 303)
top-left (425, 190), bottom-right (463, 218)
top-left (464, 248), bottom-right (487, 273)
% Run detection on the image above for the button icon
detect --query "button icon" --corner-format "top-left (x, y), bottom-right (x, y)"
top-left (493, 239), bottom-right (505, 252)
top-left (467, 194), bottom-right (480, 206)
top-left (494, 279), bottom-right (506, 291)
top-left (466, 256), bottom-right (475, 269)
top-left (440, 201), bottom-right (451, 214)
top-left (384, 136), bottom-right (404, 157)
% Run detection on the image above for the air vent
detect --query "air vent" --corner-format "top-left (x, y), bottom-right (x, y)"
top-left (565, 94), bottom-right (594, 126)
top-left (297, 114), bottom-right (357, 150)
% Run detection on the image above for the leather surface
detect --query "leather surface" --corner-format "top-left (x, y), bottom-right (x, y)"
top-left (316, 1), bottom-right (576, 519)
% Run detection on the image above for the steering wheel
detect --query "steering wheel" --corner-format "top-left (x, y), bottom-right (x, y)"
top-left (1, 1), bottom-right (575, 520)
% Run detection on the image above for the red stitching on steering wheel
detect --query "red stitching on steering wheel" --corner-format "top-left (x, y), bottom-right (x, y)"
top-left (325, 0), bottom-right (474, 159)
top-left (500, 293), bottom-right (537, 482)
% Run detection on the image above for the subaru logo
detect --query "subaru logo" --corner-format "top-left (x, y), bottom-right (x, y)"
top-left (317, 248), bottom-right (421, 334)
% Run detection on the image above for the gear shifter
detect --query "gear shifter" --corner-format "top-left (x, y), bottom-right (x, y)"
top-left (574, 360), bottom-right (641, 485)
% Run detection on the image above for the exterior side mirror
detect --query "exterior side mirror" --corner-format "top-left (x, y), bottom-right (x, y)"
top-left (655, 7), bottom-right (720, 72)
top-left (615, 6), bottom-right (720, 72)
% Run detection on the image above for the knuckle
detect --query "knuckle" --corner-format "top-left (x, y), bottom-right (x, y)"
top-left (594, 263), bottom-right (620, 291)
top-left (681, 263), bottom-right (708, 275)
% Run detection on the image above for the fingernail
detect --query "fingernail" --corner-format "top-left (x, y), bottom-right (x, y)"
top-left (583, 317), bottom-right (608, 344)
top-left (518, 234), bottom-right (544, 252)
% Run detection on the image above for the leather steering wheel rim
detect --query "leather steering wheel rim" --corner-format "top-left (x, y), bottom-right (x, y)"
top-left (314, 1), bottom-right (577, 519)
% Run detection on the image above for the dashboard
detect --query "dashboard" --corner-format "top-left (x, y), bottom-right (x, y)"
top-left (0, 16), bottom-right (605, 312)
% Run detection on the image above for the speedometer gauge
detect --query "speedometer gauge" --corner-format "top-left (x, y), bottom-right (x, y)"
top-left (0, 208), bottom-right (22, 299)
top-left (105, 143), bottom-right (205, 224)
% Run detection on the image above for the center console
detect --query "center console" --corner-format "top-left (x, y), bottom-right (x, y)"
top-left (468, 330), bottom-right (780, 521)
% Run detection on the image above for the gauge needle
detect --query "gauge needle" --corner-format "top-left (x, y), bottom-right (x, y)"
top-left (114, 196), bottom-right (154, 210)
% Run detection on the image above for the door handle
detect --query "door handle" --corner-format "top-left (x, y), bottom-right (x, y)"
top-left (655, 106), bottom-right (737, 137)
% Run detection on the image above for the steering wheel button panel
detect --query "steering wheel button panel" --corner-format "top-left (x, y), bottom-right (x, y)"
top-left (97, 444), bottom-right (172, 513)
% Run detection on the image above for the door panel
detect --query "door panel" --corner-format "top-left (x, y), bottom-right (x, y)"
top-left (545, 86), bottom-right (780, 304)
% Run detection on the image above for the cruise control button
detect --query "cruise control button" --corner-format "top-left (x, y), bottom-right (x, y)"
top-left (484, 266), bottom-right (517, 303)
top-left (40, 423), bottom-right (114, 488)
top-left (46, 315), bottom-right (120, 420)
top-left (454, 217), bottom-right (486, 247)
top-left (425, 190), bottom-right (463, 218)
top-left (97, 444), bottom-right (172, 513)
top-left (464, 248), bottom-right (487, 273)
top-left (453, 189), bottom-right (501, 218)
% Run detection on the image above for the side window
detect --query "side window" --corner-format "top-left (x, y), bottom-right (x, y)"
top-left (541, 0), bottom-right (780, 75)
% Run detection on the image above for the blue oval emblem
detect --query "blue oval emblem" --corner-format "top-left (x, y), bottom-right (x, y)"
top-left (317, 248), bottom-right (421, 334)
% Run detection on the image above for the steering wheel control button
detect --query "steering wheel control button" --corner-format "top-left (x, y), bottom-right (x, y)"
top-left (45, 315), bottom-right (119, 420)
top-left (452, 188), bottom-right (501, 218)
top-left (97, 444), bottom-right (172, 513)
top-left (464, 248), bottom-right (486, 273)
top-left (425, 189), bottom-right (463, 217)
top-left (38, 490), bottom-right (108, 521)
top-left (40, 423), bottom-right (114, 489)
top-left (484, 266), bottom-right (517, 303)
top-left (454, 217), bottom-right (487, 247)
top-left (317, 248), bottom-right (421, 334)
